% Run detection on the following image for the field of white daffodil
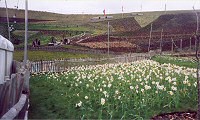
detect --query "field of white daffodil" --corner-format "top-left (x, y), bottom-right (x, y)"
top-left (30, 59), bottom-right (197, 119)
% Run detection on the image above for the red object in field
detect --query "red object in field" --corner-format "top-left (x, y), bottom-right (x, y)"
top-left (103, 9), bottom-right (106, 16)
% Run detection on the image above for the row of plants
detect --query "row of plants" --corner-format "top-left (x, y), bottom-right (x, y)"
top-left (30, 59), bottom-right (197, 119)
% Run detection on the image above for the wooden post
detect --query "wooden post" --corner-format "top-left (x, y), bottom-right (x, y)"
top-left (108, 21), bottom-right (110, 57)
top-left (190, 37), bottom-right (192, 51)
top-left (148, 23), bottom-right (153, 52)
top-left (23, 70), bottom-right (30, 94)
top-left (180, 39), bottom-right (182, 51)
top-left (40, 60), bottom-right (43, 72)
top-left (195, 38), bottom-right (197, 51)
top-left (171, 37), bottom-right (174, 53)
top-left (160, 29), bottom-right (163, 54)
top-left (10, 74), bottom-right (17, 108)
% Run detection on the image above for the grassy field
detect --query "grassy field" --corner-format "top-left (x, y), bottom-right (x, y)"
top-left (13, 50), bottom-right (104, 62)
top-left (152, 55), bottom-right (197, 68)
top-left (29, 59), bottom-right (197, 119)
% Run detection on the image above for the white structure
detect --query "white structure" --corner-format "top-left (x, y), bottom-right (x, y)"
top-left (0, 35), bottom-right (14, 84)
top-left (91, 16), bottom-right (113, 22)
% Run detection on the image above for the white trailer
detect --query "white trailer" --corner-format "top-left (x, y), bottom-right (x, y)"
top-left (0, 35), bottom-right (14, 84)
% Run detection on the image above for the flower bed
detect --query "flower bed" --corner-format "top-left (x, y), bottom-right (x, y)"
top-left (30, 60), bottom-right (197, 119)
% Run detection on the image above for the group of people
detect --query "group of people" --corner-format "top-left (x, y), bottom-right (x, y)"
top-left (32, 38), bottom-right (40, 47)
top-left (32, 37), bottom-right (71, 47)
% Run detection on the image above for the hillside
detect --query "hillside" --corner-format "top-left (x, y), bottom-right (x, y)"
top-left (1, 7), bottom-right (196, 27)
top-left (1, 7), bottom-right (200, 53)
top-left (133, 12), bottom-right (200, 36)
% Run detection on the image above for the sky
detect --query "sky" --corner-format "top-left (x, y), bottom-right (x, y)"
top-left (0, 0), bottom-right (200, 14)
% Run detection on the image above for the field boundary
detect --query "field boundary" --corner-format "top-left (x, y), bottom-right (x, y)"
top-left (30, 54), bottom-right (150, 73)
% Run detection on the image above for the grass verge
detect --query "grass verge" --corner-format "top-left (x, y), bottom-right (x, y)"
top-left (14, 50), bottom-right (104, 62)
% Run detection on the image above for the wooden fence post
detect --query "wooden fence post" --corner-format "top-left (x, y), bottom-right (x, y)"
top-left (41, 60), bottom-right (43, 72)
top-left (180, 39), bottom-right (182, 51)
top-left (171, 38), bottom-right (174, 53)
top-left (190, 37), bottom-right (192, 51)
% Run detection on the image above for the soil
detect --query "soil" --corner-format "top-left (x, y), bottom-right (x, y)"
top-left (151, 111), bottom-right (197, 120)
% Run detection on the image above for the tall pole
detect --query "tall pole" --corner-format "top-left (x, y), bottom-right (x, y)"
top-left (171, 37), bottom-right (173, 53)
top-left (108, 21), bottom-right (110, 57)
top-left (190, 37), bottom-right (192, 51)
top-left (24, 0), bottom-right (28, 65)
top-left (194, 9), bottom-right (199, 35)
top-left (5, 0), bottom-right (11, 41)
top-left (180, 39), bottom-right (182, 51)
top-left (148, 23), bottom-right (153, 52)
top-left (121, 0), bottom-right (123, 18)
top-left (160, 29), bottom-right (163, 54)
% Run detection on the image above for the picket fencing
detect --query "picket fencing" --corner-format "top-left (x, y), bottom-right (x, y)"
top-left (30, 54), bottom-right (150, 73)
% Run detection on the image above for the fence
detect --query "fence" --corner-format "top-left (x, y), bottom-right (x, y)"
top-left (30, 54), bottom-right (149, 73)
top-left (0, 61), bottom-right (30, 119)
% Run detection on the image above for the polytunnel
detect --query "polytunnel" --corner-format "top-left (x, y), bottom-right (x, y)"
top-left (0, 35), bottom-right (14, 84)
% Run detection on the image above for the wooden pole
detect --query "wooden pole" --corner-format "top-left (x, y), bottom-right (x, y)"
top-left (24, 0), bottom-right (28, 66)
top-left (108, 21), bottom-right (110, 57)
top-left (190, 37), bottom-right (192, 51)
top-left (160, 29), bottom-right (163, 54)
top-left (180, 39), bottom-right (182, 51)
top-left (171, 37), bottom-right (173, 53)
top-left (5, 0), bottom-right (11, 41)
top-left (148, 23), bottom-right (153, 52)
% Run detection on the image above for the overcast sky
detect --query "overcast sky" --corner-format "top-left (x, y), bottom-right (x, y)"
top-left (0, 0), bottom-right (200, 14)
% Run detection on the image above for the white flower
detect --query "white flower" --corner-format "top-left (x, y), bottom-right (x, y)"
top-left (118, 96), bottom-right (121, 100)
top-left (100, 88), bottom-right (102, 92)
top-left (101, 98), bottom-right (105, 105)
top-left (152, 81), bottom-right (155, 84)
top-left (130, 86), bottom-right (134, 90)
top-left (173, 82), bottom-right (177, 85)
top-left (115, 90), bottom-right (119, 95)
top-left (135, 85), bottom-right (139, 89)
top-left (183, 80), bottom-right (188, 84)
top-left (171, 86), bottom-right (177, 91)
top-left (85, 96), bottom-right (88, 99)
top-left (108, 83), bottom-right (112, 88)
top-left (155, 91), bottom-right (158, 94)
top-left (141, 89), bottom-right (144, 93)
top-left (103, 91), bottom-right (107, 95)
top-left (157, 85), bottom-right (164, 90)
top-left (168, 91), bottom-right (174, 95)
top-left (144, 85), bottom-right (151, 90)
top-left (76, 101), bottom-right (82, 107)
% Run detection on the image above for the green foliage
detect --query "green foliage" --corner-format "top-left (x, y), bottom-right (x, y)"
top-left (152, 55), bottom-right (197, 68)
